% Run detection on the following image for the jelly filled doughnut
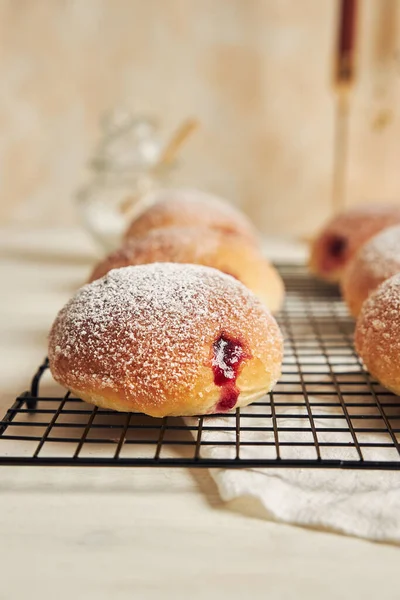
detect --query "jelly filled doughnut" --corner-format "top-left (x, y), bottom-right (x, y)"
top-left (309, 205), bottom-right (400, 283)
top-left (49, 263), bottom-right (283, 417)
top-left (124, 188), bottom-right (259, 245)
top-left (342, 225), bottom-right (400, 317)
top-left (89, 227), bottom-right (284, 313)
top-left (355, 273), bottom-right (400, 395)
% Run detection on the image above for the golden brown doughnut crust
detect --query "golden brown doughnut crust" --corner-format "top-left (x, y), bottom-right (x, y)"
top-left (89, 227), bottom-right (284, 313)
top-left (309, 205), bottom-right (400, 283)
top-left (124, 188), bottom-right (259, 245)
top-left (342, 225), bottom-right (400, 317)
top-left (49, 263), bottom-right (283, 417)
top-left (355, 273), bottom-right (400, 395)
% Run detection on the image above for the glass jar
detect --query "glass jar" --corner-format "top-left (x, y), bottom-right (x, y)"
top-left (76, 110), bottom-right (173, 253)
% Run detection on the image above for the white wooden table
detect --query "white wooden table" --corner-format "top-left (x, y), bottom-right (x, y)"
top-left (0, 226), bottom-right (398, 600)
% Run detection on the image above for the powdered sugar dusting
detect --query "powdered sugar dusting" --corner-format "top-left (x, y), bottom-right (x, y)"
top-left (124, 188), bottom-right (258, 243)
top-left (89, 226), bottom-right (222, 282)
top-left (357, 225), bottom-right (400, 280)
top-left (49, 263), bottom-right (281, 413)
top-left (356, 274), bottom-right (400, 373)
top-left (358, 274), bottom-right (400, 336)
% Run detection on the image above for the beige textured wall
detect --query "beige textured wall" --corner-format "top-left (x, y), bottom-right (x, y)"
top-left (1, 0), bottom-right (399, 236)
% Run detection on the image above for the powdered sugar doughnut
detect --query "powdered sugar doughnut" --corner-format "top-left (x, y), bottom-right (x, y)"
top-left (309, 205), bottom-right (400, 283)
top-left (49, 263), bottom-right (283, 417)
top-left (90, 227), bottom-right (284, 313)
top-left (342, 225), bottom-right (400, 317)
top-left (124, 188), bottom-right (259, 245)
top-left (355, 274), bottom-right (400, 394)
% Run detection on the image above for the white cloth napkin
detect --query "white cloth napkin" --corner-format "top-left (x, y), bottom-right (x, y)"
top-left (185, 392), bottom-right (400, 545)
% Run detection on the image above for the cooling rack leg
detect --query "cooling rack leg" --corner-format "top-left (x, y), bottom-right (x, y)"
top-left (26, 397), bottom-right (37, 410)
top-left (28, 357), bottom-right (49, 408)
top-left (23, 391), bottom-right (37, 410)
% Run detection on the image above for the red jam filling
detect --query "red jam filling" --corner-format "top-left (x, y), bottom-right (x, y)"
top-left (321, 234), bottom-right (348, 273)
top-left (329, 235), bottom-right (347, 258)
top-left (212, 335), bottom-right (250, 412)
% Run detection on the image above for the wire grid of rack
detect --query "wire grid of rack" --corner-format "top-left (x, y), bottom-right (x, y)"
top-left (1, 264), bottom-right (400, 469)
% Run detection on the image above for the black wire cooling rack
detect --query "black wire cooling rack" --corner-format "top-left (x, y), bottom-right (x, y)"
top-left (1, 264), bottom-right (400, 469)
